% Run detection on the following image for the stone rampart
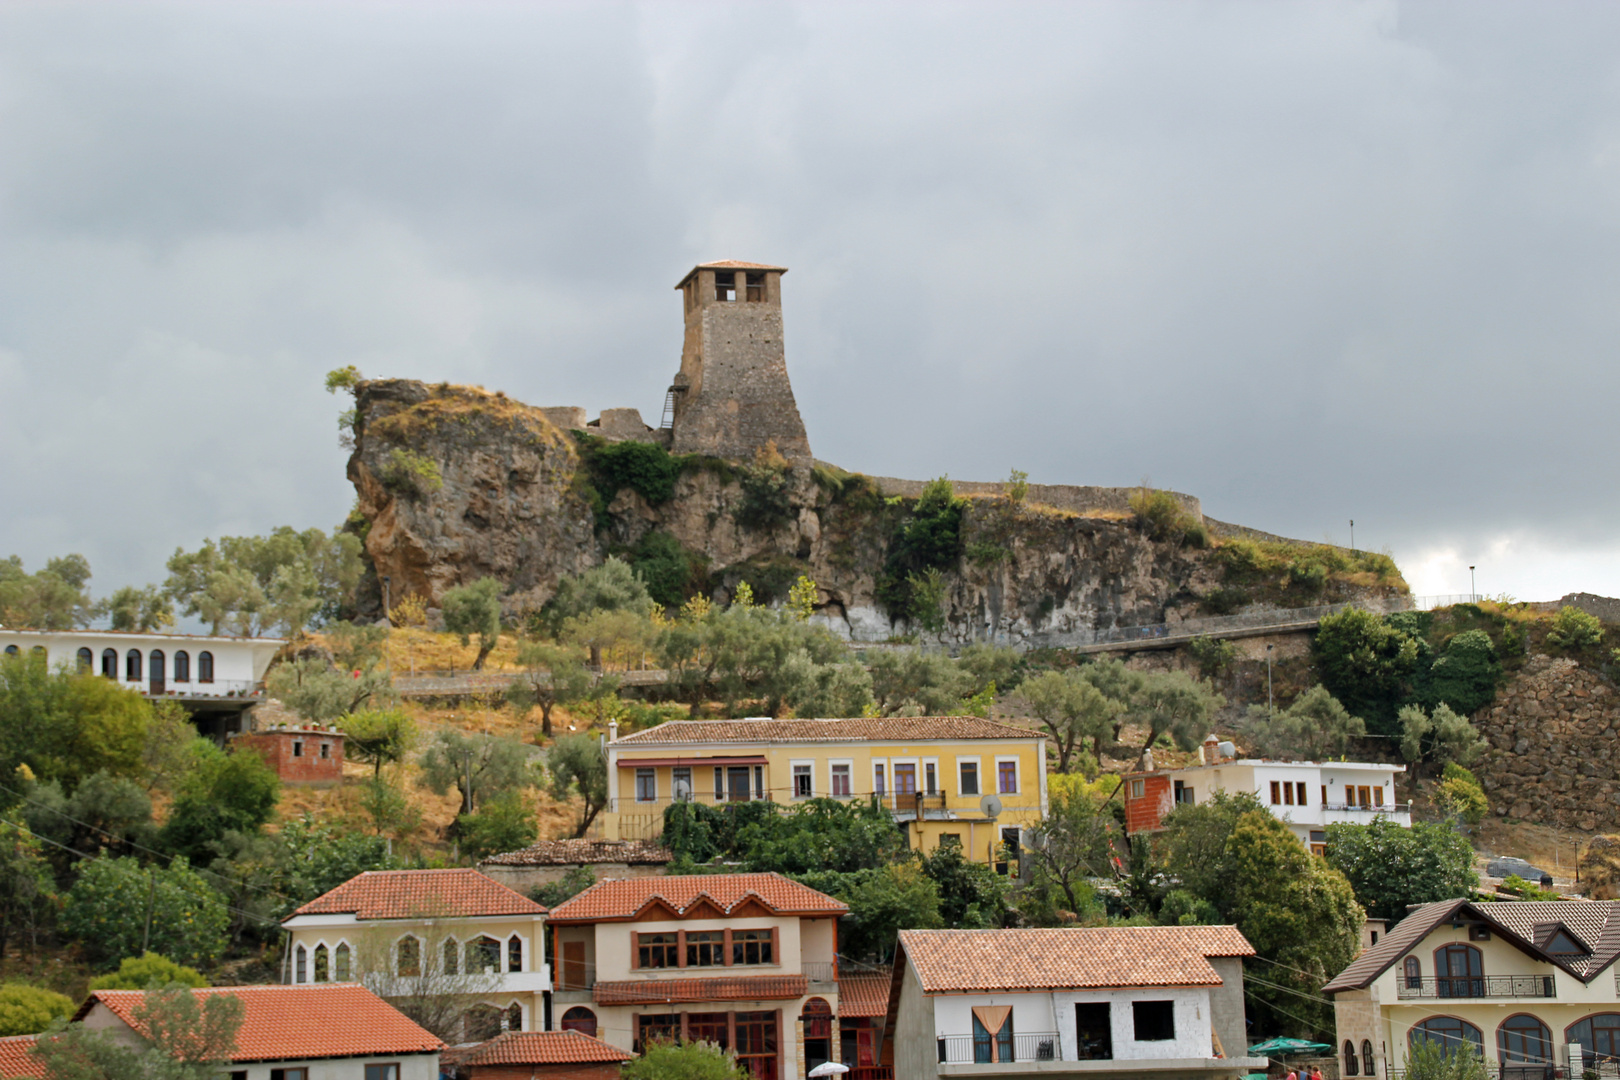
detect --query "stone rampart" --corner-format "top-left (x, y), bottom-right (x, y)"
top-left (866, 475), bottom-right (1202, 520)
top-left (1475, 654), bottom-right (1620, 831)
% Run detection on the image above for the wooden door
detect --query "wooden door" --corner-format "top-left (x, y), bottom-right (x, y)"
top-left (148, 650), bottom-right (165, 695)
top-left (562, 941), bottom-right (586, 989)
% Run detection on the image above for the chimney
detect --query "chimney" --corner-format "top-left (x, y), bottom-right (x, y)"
top-left (1201, 734), bottom-right (1220, 766)
top-left (608, 720), bottom-right (619, 743)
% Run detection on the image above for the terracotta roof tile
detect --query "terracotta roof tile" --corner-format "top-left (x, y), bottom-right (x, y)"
top-left (614, 716), bottom-right (1044, 747)
top-left (75, 985), bottom-right (442, 1063)
top-left (837, 972), bottom-right (892, 1018)
top-left (694, 260), bottom-right (787, 270)
top-left (548, 872), bottom-right (846, 923)
top-left (1322, 900), bottom-right (1464, 994)
top-left (595, 975), bottom-right (808, 1005)
top-left (480, 838), bottom-right (672, 868)
top-left (460, 1031), bottom-right (631, 1066)
top-left (288, 869), bottom-right (544, 921)
top-left (900, 926), bottom-right (1255, 994)
top-left (0, 1036), bottom-right (42, 1079)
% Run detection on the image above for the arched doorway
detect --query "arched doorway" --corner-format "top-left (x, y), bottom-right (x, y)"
top-left (560, 1007), bottom-right (597, 1037)
top-left (1498, 1014), bottom-right (1552, 1080)
top-left (148, 649), bottom-right (165, 694)
top-left (802, 997), bottom-right (833, 1076)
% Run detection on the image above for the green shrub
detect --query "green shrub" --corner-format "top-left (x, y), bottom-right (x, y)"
top-left (734, 460), bottom-right (794, 531)
top-left (1128, 487), bottom-right (1208, 548)
top-left (88, 952), bottom-right (208, 991)
top-left (1422, 629), bottom-right (1501, 716)
top-left (0, 983), bottom-right (74, 1036)
top-left (576, 434), bottom-right (683, 505)
top-left (624, 531), bottom-right (707, 608)
top-left (62, 856), bottom-right (230, 970)
top-left (1547, 606), bottom-right (1604, 650)
top-left (1438, 762), bottom-right (1489, 826)
top-left (876, 477), bottom-right (966, 624)
top-left (1187, 636), bottom-right (1237, 680)
top-left (1313, 607), bottom-right (1421, 735)
top-left (455, 795), bottom-right (538, 860)
top-left (378, 448), bottom-right (443, 497)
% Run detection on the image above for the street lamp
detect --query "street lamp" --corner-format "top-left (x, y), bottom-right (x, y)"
top-left (1349, 520), bottom-right (1355, 552)
top-left (1469, 566), bottom-right (1476, 603)
top-left (1266, 644), bottom-right (1274, 713)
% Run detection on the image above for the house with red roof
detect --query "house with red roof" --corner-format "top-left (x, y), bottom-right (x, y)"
top-left (281, 869), bottom-right (550, 1043)
top-left (545, 872), bottom-right (850, 1080)
top-left (453, 1030), bottom-right (631, 1080)
top-left (885, 926), bottom-right (1266, 1080)
top-left (54, 984), bottom-right (442, 1080)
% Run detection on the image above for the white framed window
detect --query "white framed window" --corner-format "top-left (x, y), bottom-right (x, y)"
top-left (792, 761), bottom-right (814, 799)
top-left (893, 760), bottom-right (919, 796)
top-left (635, 768), bottom-right (657, 802)
top-left (957, 758), bottom-right (981, 796)
top-left (873, 760), bottom-right (887, 796)
top-left (830, 761), bottom-right (852, 798)
top-left (996, 756), bottom-right (1020, 795)
top-left (672, 767), bottom-right (692, 802)
top-left (1130, 778), bottom-right (1145, 798)
top-left (924, 758), bottom-right (939, 795)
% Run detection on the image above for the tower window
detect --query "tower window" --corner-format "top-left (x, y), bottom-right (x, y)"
top-left (746, 271), bottom-right (765, 301)
top-left (715, 274), bottom-right (735, 302)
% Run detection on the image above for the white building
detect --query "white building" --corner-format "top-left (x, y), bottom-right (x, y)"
top-left (1124, 737), bottom-right (1408, 855)
top-left (0, 628), bottom-right (283, 703)
top-left (885, 926), bottom-right (1267, 1079)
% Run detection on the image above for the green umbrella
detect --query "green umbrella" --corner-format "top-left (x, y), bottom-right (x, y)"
top-left (1247, 1038), bottom-right (1333, 1056)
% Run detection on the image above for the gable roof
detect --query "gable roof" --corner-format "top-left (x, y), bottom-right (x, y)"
top-left (1322, 899), bottom-right (1620, 994)
top-left (72, 985), bottom-right (442, 1063)
top-left (898, 926), bottom-right (1255, 994)
top-left (0, 1036), bottom-right (42, 1079)
top-left (480, 838), bottom-right (673, 868)
top-left (614, 716), bottom-right (1044, 747)
top-left (838, 971), bottom-right (893, 1018)
top-left (459, 1031), bottom-right (631, 1067)
top-left (547, 872), bottom-right (847, 923)
top-left (287, 869), bottom-right (544, 921)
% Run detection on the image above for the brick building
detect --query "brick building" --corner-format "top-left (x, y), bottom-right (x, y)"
top-left (233, 725), bottom-right (345, 785)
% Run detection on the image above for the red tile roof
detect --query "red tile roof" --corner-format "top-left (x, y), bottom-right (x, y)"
top-left (73, 985), bottom-right (443, 1063)
top-left (288, 869), bottom-right (544, 921)
top-left (899, 926), bottom-right (1255, 994)
top-left (460, 1031), bottom-right (631, 1066)
top-left (480, 838), bottom-right (672, 867)
top-left (548, 872), bottom-right (847, 923)
top-left (595, 975), bottom-right (808, 1006)
top-left (0, 1036), bottom-right (42, 1079)
top-left (694, 260), bottom-right (787, 270)
top-left (837, 972), bottom-right (892, 1018)
top-left (613, 716), bottom-right (1043, 746)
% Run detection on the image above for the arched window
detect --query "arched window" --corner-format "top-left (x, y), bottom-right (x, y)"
top-left (1404, 956), bottom-right (1422, 989)
top-left (335, 942), bottom-right (351, 981)
top-left (397, 935), bottom-right (421, 977)
top-left (560, 1007), bottom-right (597, 1037)
top-left (30, 646), bottom-right (43, 656)
top-left (1499, 1015), bottom-right (1551, 1066)
top-left (504, 1003), bottom-right (522, 1031)
top-left (507, 935), bottom-right (523, 972)
top-left (198, 651), bottom-right (214, 683)
top-left (1565, 1014), bottom-right (1620, 1069)
top-left (101, 649), bottom-right (117, 678)
top-left (174, 651), bottom-right (190, 682)
top-left (463, 1005), bottom-right (502, 1043)
top-left (1410, 1017), bottom-right (1484, 1058)
top-left (76, 647), bottom-right (93, 671)
top-left (1344, 1040), bottom-right (1359, 1076)
top-left (1362, 1040), bottom-right (1375, 1074)
top-left (313, 943), bottom-right (330, 982)
top-left (1434, 943), bottom-right (1483, 998)
top-left (148, 650), bottom-right (164, 689)
top-left (442, 937), bottom-right (459, 976)
top-left (468, 935), bottom-right (501, 974)
top-left (295, 944), bottom-right (308, 984)
top-left (126, 649), bottom-right (141, 681)
top-left (2, 646), bottom-right (16, 657)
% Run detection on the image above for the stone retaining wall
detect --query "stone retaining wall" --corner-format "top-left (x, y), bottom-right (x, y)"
top-left (1475, 654), bottom-right (1620, 831)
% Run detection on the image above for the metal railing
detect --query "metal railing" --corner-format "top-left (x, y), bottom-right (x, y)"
top-left (937, 1032), bottom-right (1060, 1064)
top-left (138, 679), bottom-right (261, 698)
top-left (850, 1068), bottom-right (894, 1080)
top-left (1324, 802), bottom-right (1413, 814)
top-left (1410, 595), bottom-right (1483, 611)
top-left (1395, 975), bottom-right (1555, 1000)
top-left (1074, 599), bottom-right (1411, 651)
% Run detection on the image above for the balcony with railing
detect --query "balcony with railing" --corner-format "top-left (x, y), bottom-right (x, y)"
top-left (1395, 975), bottom-right (1556, 1000)
top-left (937, 1033), bottom-right (1060, 1065)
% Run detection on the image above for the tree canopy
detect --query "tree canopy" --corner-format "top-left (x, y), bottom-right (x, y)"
top-left (164, 526), bottom-right (363, 636)
top-left (1325, 818), bottom-right (1477, 922)
top-left (1237, 685), bottom-right (1366, 761)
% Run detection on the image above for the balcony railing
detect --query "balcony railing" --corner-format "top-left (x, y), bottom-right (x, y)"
top-left (1395, 975), bottom-right (1555, 1000)
top-left (937, 1033), bottom-right (1060, 1064)
top-left (803, 963), bottom-right (837, 984)
top-left (1324, 802), bottom-right (1413, 814)
top-left (850, 1068), bottom-right (894, 1080)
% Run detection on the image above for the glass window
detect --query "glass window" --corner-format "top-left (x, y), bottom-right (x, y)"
top-left (733, 929), bottom-right (774, 966)
top-left (635, 768), bottom-right (657, 802)
top-left (673, 767), bottom-right (692, 801)
top-left (894, 763), bottom-right (917, 795)
top-left (335, 943), bottom-right (351, 981)
top-left (508, 935), bottom-right (523, 972)
top-left (1405, 957), bottom-right (1423, 988)
top-left (637, 933), bottom-right (678, 969)
top-left (198, 651), bottom-right (213, 683)
top-left (1410, 1017), bottom-right (1483, 1058)
top-left (1498, 1015), bottom-right (1551, 1065)
top-left (1362, 1041), bottom-right (1375, 1072)
top-left (831, 764), bottom-right (851, 797)
top-left (637, 1014), bottom-right (680, 1053)
top-left (1130, 779), bottom-right (1144, 798)
top-left (1345, 1041), bottom-right (1359, 1076)
top-left (2, 646), bottom-right (17, 656)
top-left (560, 1007), bottom-right (597, 1036)
top-left (363, 1067), bottom-right (397, 1080)
top-left (505, 1003), bottom-right (522, 1031)
top-left (442, 937), bottom-right (459, 975)
top-left (735, 1011), bottom-right (778, 1076)
top-left (925, 763), bottom-right (937, 794)
top-left (714, 766), bottom-right (725, 800)
top-left (75, 647), bottom-right (93, 671)
top-left (295, 944), bottom-right (307, 983)
top-left (687, 931), bottom-right (723, 967)
top-left (959, 762), bottom-right (979, 796)
top-left (101, 649), bottom-right (117, 678)
top-left (271, 1070), bottom-right (308, 1080)
top-left (688, 1012), bottom-right (729, 1049)
top-left (1296, 782), bottom-right (1308, 805)
top-left (998, 760), bottom-right (1018, 794)
top-left (468, 935), bottom-right (501, 974)
top-left (313, 943), bottom-right (329, 982)
top-left (1270, 781), bottom-right (1282, 804)
top-left (873, 764), bottom-right (886, 796)
top-left (463, 1005), bottom-right (502, 1043)
top-left (174, 651), bottom-right (190, 682)
top-left (126, 649), bottom-right (141, 681)
top-left (1132, 1000), bottom-right (1175, 1042)
top-left (1566, 1014), bottom-right (1620, 1065)
top-left (396, 936), bottom-right (420, 977)
top-left (793, 763), bottom-right (813, 798)
top-left (148, 650), bottom-right (164, 682)
top-left (293, 741), bottom-right (304, 758)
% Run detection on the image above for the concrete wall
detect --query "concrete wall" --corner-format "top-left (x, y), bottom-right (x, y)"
top-left (1206, 957), bottom-right (1248, 1063)
top-left (1047, 987), bottom-right (1214, 1062)
top-left (893, 961), bottom-right (940, 1080)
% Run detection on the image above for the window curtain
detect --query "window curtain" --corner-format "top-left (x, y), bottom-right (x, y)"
top-left (972, 1006), bottom-right (1014, 1063)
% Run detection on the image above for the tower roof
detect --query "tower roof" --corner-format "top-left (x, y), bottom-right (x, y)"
top-left (675, 260), bottom-right (788, 288)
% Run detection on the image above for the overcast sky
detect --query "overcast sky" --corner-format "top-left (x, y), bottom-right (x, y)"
top-left (3, 1), bottom-right (1618, 607)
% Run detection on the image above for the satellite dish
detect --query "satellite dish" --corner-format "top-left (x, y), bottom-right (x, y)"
top-left (980, 795), bottom-right (1002, 820)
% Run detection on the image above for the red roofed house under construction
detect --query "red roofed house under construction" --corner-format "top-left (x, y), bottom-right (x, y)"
top-left (281, 869), bottom-right (550, 1043)
top-left (69, 984), bottom-right (442, 1080)
top-left (546, 872), bottom-right (852, 1080)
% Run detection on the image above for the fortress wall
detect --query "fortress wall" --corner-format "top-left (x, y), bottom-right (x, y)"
top-left (866, 475), bottom-right (1202, 520)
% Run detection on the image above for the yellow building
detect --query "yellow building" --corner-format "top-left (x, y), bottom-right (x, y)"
top-left (601, 716), bottom-right (1048, 866)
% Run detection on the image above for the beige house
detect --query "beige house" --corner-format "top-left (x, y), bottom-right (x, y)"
top-left (281, 869), bottom-right (550, 1040)
top-left (885, 926), bottom-right (1265, 1080)
top-left (545, 872), bottom-right (849, 1080)
top-left (1324, 899), bottom-right (1620, 1080)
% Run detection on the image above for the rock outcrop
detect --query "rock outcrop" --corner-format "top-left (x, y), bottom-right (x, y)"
top-left (1476, 654), bottom-right (1620, 831)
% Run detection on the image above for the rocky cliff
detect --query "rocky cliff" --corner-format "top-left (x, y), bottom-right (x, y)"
top-left (346, 379), bottom-right (1400, 644)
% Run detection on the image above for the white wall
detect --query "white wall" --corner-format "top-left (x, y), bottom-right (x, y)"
top-left (0, 628), bottom-right (281, 694)
top-left (1053, 988), bottom-right (1214, 1061)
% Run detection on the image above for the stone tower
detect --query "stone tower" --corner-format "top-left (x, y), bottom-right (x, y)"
top-left (666, 260), bottom-right (813, 466)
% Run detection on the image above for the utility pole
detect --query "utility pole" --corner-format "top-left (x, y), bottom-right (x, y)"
top-left (1469, 565), bottom-right (1477, 603)
top-left (1349, 520), bottom-right (1355, 552)
top-left (1266, 644), bottom-right (1274, 713)
top-left (143, 868), bottom-right (156, 953)
top-left (463, 747), bottom-right (474, 816)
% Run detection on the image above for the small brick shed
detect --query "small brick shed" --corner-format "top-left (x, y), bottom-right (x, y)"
top-left (232, 726), bottom-right (344, 786)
